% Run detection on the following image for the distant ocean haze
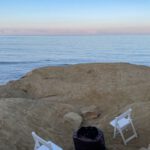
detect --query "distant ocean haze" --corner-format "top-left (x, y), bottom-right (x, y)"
top-left (0, 35), bottom-right (150, 84)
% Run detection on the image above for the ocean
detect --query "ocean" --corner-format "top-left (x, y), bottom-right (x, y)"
top-left (0, 35), bottom-right (150, 85)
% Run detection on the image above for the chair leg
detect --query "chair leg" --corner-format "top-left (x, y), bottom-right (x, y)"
top-left (130, 121), bottom-right (138, 138)
top-left (113, 127), bottom-right (117, 138)
top-left (118, 128), bottom-right (127, 145)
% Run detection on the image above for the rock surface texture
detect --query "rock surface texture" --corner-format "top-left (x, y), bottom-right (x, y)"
top-left (81, 105), bottom-right (100, 120)
top-left (63, 112), bottom-right (82, 130)
top-left (0, 63), bottom-right (150, 150)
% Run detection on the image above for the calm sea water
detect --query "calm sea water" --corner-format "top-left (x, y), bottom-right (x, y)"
top-left (0, 35), bottom-right (150, 84)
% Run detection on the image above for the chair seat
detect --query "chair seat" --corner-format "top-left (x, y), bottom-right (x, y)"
top-left (37, 141), bottom-right (63, 150)
top-left (110, 118), bottom-right (130, 129)
top-left (37, 145), bottom-right (49, 150)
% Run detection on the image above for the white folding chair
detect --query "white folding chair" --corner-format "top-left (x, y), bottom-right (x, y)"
top-left (110, 108), bottom-right (138, 145)
top-left (32, 132), bottom-right (63, 150)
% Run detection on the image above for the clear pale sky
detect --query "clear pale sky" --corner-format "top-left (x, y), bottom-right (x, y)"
top-left (0, 0), bottom-right (150, 35)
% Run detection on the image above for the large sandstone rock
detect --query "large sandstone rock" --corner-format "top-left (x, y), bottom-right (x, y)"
top-left (0, 98), bottom-right (76, 150)
top-left (0, 63), bottom-right (149, 150)
top-left (81, 105), bottom-right (100, 120)
top-left (1, 63), bottom-right (150, 103)
top-left (63, 112), bottom-right (82, 130)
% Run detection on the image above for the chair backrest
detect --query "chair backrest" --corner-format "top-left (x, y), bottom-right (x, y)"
top-left (32, 132), bottom-right (52, 150)
top-left (117, 108), bottom-right (132, 120)
top-left (115, 108), bottom-right (132, 126)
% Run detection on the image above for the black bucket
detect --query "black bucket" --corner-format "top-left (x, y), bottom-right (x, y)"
top-left (73, 126), bottom-right (106, 150)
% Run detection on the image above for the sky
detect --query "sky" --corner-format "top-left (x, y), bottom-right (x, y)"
top-left (0, 0), bottom-right (150, 35)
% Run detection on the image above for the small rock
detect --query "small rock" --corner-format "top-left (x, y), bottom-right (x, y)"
top-left (63, 112), bottom-right (82, 130)
top-left (81, 105), bottom-right (101, 120)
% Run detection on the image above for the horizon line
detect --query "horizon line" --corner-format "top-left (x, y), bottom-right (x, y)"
top-left (0, 33), bottom-right (150, 36)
